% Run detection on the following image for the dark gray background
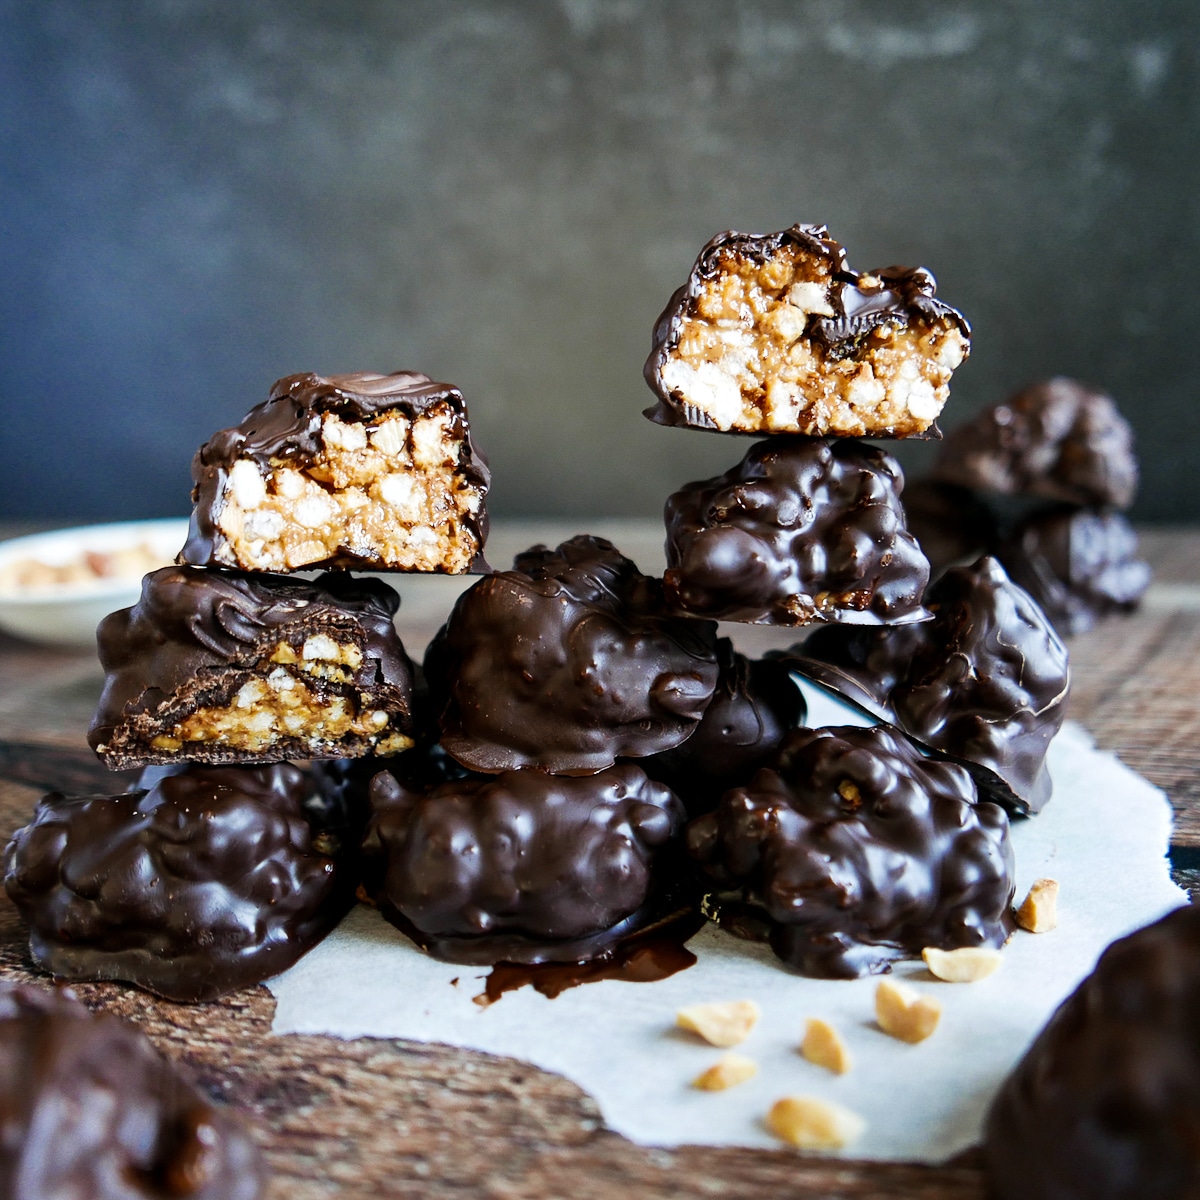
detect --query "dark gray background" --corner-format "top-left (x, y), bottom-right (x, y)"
top-left (2, 0), bottom-right (1196, 523)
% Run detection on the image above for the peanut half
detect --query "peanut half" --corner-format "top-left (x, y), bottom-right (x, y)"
top-left (676, 1000), bottom-right (760, 1047)
top-left (692, 1053), bottom-right (758, 1092)
top-left (800, 1018), bottom-right (852, 1075)
top-left (1016, 878), bottom-right (1059, 933)
top-left (766, 1096), bottom-right (866, 1150)
top-left (875, 978), bottom-right (941, 1044)
top-left (922, 946), bottom-right (1003, 983)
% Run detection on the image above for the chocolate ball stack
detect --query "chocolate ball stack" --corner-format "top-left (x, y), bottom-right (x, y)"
top-left (371, 534), bottom-right (708, 964)
top-left (640, 224), bottom-right (1069, 975)
top-left (913, 376), bottom-right (1151, 634)
top-left (4, 371), bottom-right (493, 1001)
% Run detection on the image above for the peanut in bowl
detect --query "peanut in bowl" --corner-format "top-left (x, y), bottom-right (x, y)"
top-left (0, 519), bottom-right (188, 647)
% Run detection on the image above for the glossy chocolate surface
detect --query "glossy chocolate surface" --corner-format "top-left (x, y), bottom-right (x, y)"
top-left (430, 535), bottom-right (720, 774)
top-left (640, 639), bottom-right (805, 817)
top-left (4, 764), bottom-right (349, 1002)
top-left (181, 371), bottom-right (490, 572)
top-left (644, 224), bottom-right (969, 436)
top-left (369, 763), bottom-right (687, 965)
top-left (0, 980), bottom-right (265, 1199)
top-left (998, 506), bottom-right (1152, 636)
top-left (985, 904), bottom-right (1200, 1200)
top-left (785, 557), bottom-right (1070, 815)
top-left (933, 376), bottom-right (1138, 509)
top-left (89, 565), bottom-right (415, 770)
top-left (687, 724), bottom-right (1015, 978)
top-left (663, 437), bottom-right (931, 626)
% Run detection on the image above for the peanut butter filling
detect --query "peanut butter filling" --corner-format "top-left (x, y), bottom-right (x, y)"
top-left (661, 244), bottom-right (967, 436)
top-left (147, 638), bottom-right (412, 756)
top-left (212, 403), bottom-right (484, 572)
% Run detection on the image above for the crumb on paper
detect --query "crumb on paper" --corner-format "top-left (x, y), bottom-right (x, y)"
top-left (676, 1000), bottom-right (760, 1047)
top-left (1016, 878), bottom-right (1059, 933)
top-left (692, 1053), bottom-right (758, 1092)
top-left (766, 1095), bottom-right (866, 1150)
top-left (875, 979), bottom-right (941, 1044)
top-left (922, 946), bottom-right (1003, 983)
top-left (800, 1018), bottom-right (852, 1075)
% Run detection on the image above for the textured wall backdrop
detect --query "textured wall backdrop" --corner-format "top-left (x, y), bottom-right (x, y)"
top-left (1, 0), bottom-right (1196, 522)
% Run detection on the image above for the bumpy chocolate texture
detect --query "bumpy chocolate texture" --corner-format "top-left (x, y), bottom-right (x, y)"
top-left (180, 371), bottom-right (490, 574)
top-left (932, 377), bottom-right (1138, 509)
top-left (788, 556), bottom-right (1070, 815)
top-left (644, 224), bottom-right (970, 437)
top-left (640, 639), bottom-right (806, 817)
top-left (429, 535), bottom-right (721, 774)
top-left (998, 507), bottom-right (1152, 636)
top-left (663, 437), bottom-right (931, 625)
top-left (985, 904), bottom-right (1200, 1200)
top-left (368, 764), bottom-right (687, 965)
top-left (687, 724), bottom-right (1015, 978)
top-left (3, 763), bottom-right (348, 1002)
top-left (88, 565), bottom-right (415, 769)
top-left (0, 981), bottom-right (265, 1199)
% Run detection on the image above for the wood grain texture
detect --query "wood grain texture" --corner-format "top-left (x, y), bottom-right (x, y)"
top-left (0, 525), bottom-right (1197, 1198)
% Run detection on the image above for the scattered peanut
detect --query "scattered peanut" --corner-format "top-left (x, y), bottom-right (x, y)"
top-left (875, 978), bottom-right (942, 1044)
top-left (676, 1000), bottom-right (760, 1047)
top-left (800, 1018), bottom-right (852, 1075)
top-left (922, 946), bottom-right (1003, 983)
top-left (691, 1053), bottom-right (758, 1092)
top-left (1016, 878), bottom-right (1059, 933)
top-left (766, 1096), bottom-right (866, 1151)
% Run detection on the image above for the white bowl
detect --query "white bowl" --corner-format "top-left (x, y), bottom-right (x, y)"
top-left (0, 519), bottom-right (190, 647)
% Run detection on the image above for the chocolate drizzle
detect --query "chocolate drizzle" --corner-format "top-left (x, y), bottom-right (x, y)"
top-left (473, 908), bottom-right (705, 1006)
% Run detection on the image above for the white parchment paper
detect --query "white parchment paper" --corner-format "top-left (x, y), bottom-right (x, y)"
top-left (268, 714), bottom-right (1186, 1162)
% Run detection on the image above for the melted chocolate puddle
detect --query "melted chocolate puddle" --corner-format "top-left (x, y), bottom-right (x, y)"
top-left (474, 908), bottom-right (705, 1007)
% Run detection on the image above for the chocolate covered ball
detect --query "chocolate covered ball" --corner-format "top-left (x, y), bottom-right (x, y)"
top-left (687, 724), bottom-right (1015, 978)
top-left (430, 535), bottom-right (720, 774)
top-left (985, 904), bottom-right (1200, 1200)
top-left (369, 763), bottom-right (687, 964)
top-left (663, 437), bottom-right (931, 626)
top-left (4, 763), bottom-right (349, 1002)
top-left (0, 980), bottom-right (265, 1199)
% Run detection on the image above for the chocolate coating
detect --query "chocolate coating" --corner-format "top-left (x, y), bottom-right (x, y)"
top-left (901, 479), bottom-right (998, 580)
top-left (430, 535), bottom-right (721, 774)
top-left (89, 565), bottom-right (415, 770)
top-left (997, 507), bottom-right (1152, 636)
top-left (933, 377), bottom-right (1138, 509)
top-left (181, 371), bottom-right (490, 572)
top-left (687, 724), bottom-right (1015, 978)
top-left (3, 763), bottom-right (348, 1002)
top-left (640, 639), bottom-right (806, 817)
top-left (985, 904), bottom-right (1200, 1200)
top-left (663, 437), bottom-right (931, 626)
top-left (785, 557), bottom-right (1070, 815)
top-left (644, 224), bottom-right (969, 437)
top-left (368, 764), bottom-right (688, 964)
top-left (0, 980), bottom-right (265, 1199)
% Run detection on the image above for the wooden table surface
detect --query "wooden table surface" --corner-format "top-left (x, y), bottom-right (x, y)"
top-left (1, 520), bottom-right (1197, 1199)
